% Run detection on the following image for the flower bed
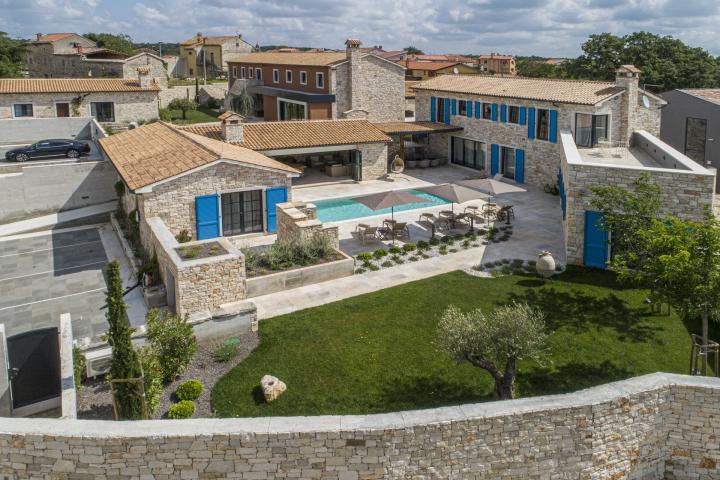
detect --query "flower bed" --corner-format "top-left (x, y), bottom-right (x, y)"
top-left (175, 241), bottom-right (228, 261)
top-left (242, 235), bottom-right (342, 277)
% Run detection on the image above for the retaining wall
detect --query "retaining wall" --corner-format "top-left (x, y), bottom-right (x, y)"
top-left (0, 374), bottom-right (718, 479)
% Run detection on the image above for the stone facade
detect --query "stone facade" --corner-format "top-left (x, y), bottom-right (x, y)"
top-left (276, 201), bottom-right (339, 248)
top-left (358, 142), bottom-right (389, 180)
top-left (0, 374), bottom-right (719, 479)
top-left (122, 53), bottom-right (168, 88)
top-left (0, 91), bottom-right (159, 123)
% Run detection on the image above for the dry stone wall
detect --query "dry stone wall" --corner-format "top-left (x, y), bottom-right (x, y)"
top-left (359, 142), bottom-right (389, 180)
top-left (0, 374), bottom-right (718, 479)
top-left (334, 55), bottom-right (405, 122)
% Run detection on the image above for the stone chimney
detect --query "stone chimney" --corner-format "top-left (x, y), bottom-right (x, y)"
top-left (219, 111), bottom-right (245, 143)
top-left (615, 64), bottom-right (641, 146)
top-left (344, 38), bottom-right (368, 119)
top-left (137, 66), bottom-right (151, 88)
top-left (36, 33), bottom-right (42, 41)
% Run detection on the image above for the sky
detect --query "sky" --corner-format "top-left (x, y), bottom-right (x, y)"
top-left (1, 0), bottom-right (719, 57)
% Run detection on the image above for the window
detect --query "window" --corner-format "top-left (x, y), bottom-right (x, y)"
top-left (248, 67), bottom-right (254, 79)
top-left (273, 69), bottom-right (279, 83)
top-left (458, 100), bottom-right (467, 116)
top-left (316, 72), bottom-right (325, 88)
top-left (232, 66), bottom-right (237, 78)
top-left (240, 66), bottom-right (246, 78)
top-left (500, 147), bottom-right (516, 179)
top-left (450, 136), bottom-right (486, 171)
top-left (685, 117), bottom-right (707, 163)
top-left (508, 106), bottom-right (520, 124)
top-left (536, 109), bottom-right (550, 141)
top-left (574, 113), bottom-right (608, 148)
top-left (221, 190), bottom-right (263, 236)
top-left (90, 102), bottom-right (115, 122)
top-left (300, 71), bottom-right (307, 85)
top-left (13, 104), bottom-right (33, 118)
top-left (285, 69), bottom-right (292, 83)
top-left (482, 103), bottom-right (492, 120)
top-left (436, 97), bottom-right (446, 123)
top-left (279, 100), bottom-right (305, 121)
top-left (210, 52), bottom-right (215, 66)
top-left (255, 68), bottom-right (262, 80)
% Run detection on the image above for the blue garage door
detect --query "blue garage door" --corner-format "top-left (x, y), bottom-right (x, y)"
top-left (584, 211), bottom-right (609, 268)
top-left (195, 194), bottom-right (220, 240)
top-left (265, 187), bottom-right (288, 233)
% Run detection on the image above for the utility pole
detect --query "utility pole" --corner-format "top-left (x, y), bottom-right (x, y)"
top-left (203, 38), bottom-right (207, 85)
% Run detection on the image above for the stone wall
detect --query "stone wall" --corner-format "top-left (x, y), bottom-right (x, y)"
top-left (122, 54), bottom-right (168, 88)
top-left (0, 91), bottom-right (159, 123)
top-left (0, 374), bottom-right (719, 479)
top-left (276, 201), bottom-right (339, 248)
top-left (359, 142), bottom-right (389, 180)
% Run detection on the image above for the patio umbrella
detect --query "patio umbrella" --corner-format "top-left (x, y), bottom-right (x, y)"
top-left (416, 183), bottom-right (490, 232)
top-left (459, 178), bottom-right (527, 225)
top-left (352, 190), bottom-right (426, 244)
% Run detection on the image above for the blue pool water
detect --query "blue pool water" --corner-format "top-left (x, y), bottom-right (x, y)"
top-left (313, 189), bottom-right (450, 223)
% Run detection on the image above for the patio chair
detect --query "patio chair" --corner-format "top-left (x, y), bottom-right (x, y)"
top-left (391, 222), bottom-right (410, 239)
top-left (496, 205), bottom-right (515, 224)
top-left (356, 223), bottom-right (380, 245)
top-left (419, 212), bottom-right (449, 231)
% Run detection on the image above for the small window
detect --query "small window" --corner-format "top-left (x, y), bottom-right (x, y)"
top-left (508, 106), bottom-right (520, 124)
top-left (255, 68), bottom-right (262, 80)
top-left (316, 72), bottom-right (325, 89)
top-left (273, 69), bottom-right (279, 83)
top-left (90, 102), bottom-right (115, 122)
top-left (482, 103), bottom-right (492, 120)
top-left (285, 70), bottom-right (292, 83)
top-left (232, 66), bottom-right (237, 78)
top-left (13, 104), bottom-right (33, 118)
top-left (458, 100), bottom-right (467, 116)
top-left (248, 67), bottom-right (254, 79)
top-left (685, 117), bottom-right (707, 162)
top-left (240, 67), bottom-right (246, 79)
top-left (536, 109), bottom-right (550, 141)
top-left (300, 71), bottom-right (307, 85)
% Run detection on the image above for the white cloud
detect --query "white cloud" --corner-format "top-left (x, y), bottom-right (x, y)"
top-left (133, 3), bottom-right (170, 25)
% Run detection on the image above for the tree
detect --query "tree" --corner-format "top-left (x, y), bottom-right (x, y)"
top-left (84, 32), bottom-right (137, 55)
top-left (436, 302), bottom-right (548, 400)
top-left (0, 32), bottom-right (27, 77)
top-left (404, 46), bottom-right (424, 55)
top-left (230, 87), bottom-right (255, 116)
top-left (145, 308), bottom-right (197, 382)
top-left (167, 97), bottom-right (197, 120)
top-left (105, 260), bottom-right (144, 419)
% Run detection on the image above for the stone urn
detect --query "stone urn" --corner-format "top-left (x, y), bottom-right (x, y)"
top-left (536, 251), bottom-right (556, 278)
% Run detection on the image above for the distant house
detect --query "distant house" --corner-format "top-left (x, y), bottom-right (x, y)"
top-left (226, 39), bottom-right (405, 122)
top-left (660, 89), bottom-right (720, 188)
top-left (400, 61), bottom-right (477, 81)
top-left (477, 54), bottom-right (516, 75)
top-left (178, 32), bottom-right (253, 78)
top-left (376, 50), bottom-right (407, 62)
top-left (0, 77), bottom-right (160, 123)
top-left (26, 33), bottom-right (168, 87)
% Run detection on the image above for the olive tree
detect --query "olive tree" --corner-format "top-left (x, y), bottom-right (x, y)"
top-left (167, 97), bottom-right (197, 120)
top-left (230, 87), bottom-right (255, 116)
top-left (436, 302), bottom-right (548, 400)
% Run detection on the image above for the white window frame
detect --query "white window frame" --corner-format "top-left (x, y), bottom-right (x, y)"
top-left (88, 101), bottom-right (116, 123)
top-left (272, 69), bottom-right (280, 84)
top-left (316, 72), bottom-right (325, 89)
top-left (255, 68), bottom-right (262, 80)
top-left (240, 67), bottom-right (246, 79)
top-left (277, 97), bottom-right (308, 121)
top-left (300, 71), bottom-right (307, 85)
top-left (248, 67), bottom-right (254, 79)
top-left (12, 103), bottom-right (34, 119)
top-left (232, 66), bottom-right (237, 78)
top-left (285, 69), bottom-right (293, 84)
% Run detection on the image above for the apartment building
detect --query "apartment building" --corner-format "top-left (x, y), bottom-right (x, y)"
top-left (477, 54), bottom-right (516, 75)
top-left (178, 33), bottom-right (253, 78)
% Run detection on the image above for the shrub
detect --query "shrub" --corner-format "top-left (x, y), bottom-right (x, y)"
top-left (355, 267), bottom-right (367, 274)
top-left (388, 246), bottom-right (402, 255)
top-left (409, 255), bottom-right (420, 262)
top-left (356, 252), bottom-right (373, 262)
top-left (391, 254), bottom-right (403, 263)
top-left (138, 347), bottom-right (163, 414)
top-left (450, 248), bottom-right (458, 253)
top-left (176, 379), bottom-right (204, 401)
top-left (429, 237), bottom-right (440, 246)
top-left (159, 108), bottom-right (172, 121)
top-left (454, 234), bottom-right (465, 241)
top-left (421, 253), bottom-right (431, 259)
top-left (212, 343), bottom-right (239, 363)
top-left (501, 265), bottom-right (513, 275)
top-left (175, 230), bottom-right (192, 243)
top-left (114, 181), bottom-right (125, 197)
top-left (145, 309), bottom-right (197, 383)
top-left (73, 347), bottom-right (86, 389)
top-left (462, 240), bottom-right (471, 249)
top-left (373, 248), bottom-right (389, 259)
top-left (367, 263), bottom-right (380, 271)
top-left (439, 249), bottom-right (448, 255)
top-left (403, 243), bottom-right (417, 253)
top-left (243, 235), bottom-right (335, 273)
top-left (381, 260), bottom-right (394, 268)
top-left (416, 240), bottom-right (430, 250)
top-left (167, 400), bottom-right (195, 419)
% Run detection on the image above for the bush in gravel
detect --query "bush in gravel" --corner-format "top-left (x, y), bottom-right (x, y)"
top-left (146, 309), bottom-right (197, 383)
top-left (416, 240), bottom-right (429, 250)
top-left (484, 262), bottom-right (495, 268)
top-left (391, 254), bottom-right (403, 263)
top-left (450, 248), bottom-right (459, 253)
top-left (167, 400), bottom-right (196, 419)
top-left (421, 253), bottom-right (431, 259)
top-left (176, 379), bottom-right (204, 401)
top-left (429, 237), bottom-right (440, 246)
top-left (403, 243), bottom-right (417, 253)
top-left (356, 252), bottom-right (373, 262)
top-left (138, 347), bottom-right (163, 414)
top-left (462, 240), bottom-right (471, 249)
top-left (373, 248), bottom-right (389, 259)
top-left (212, 343), bottom-right (239, 363)
top-left (367, 263), bottom-right (380, 271)
top-left (409, 255), bottom-right (420, 262)
top-left (389, 246), bottom-right (402, 255)
top-left (355, 267), bottom-right (367, 274)
top-left (381, 260), bottom-right (394, 268)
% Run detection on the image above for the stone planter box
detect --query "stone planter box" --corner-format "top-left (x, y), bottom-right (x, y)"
top-left (245, 250), bottom-right (354, 298)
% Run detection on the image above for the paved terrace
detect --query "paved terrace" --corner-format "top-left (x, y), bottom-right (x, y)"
top-left (578, 145), bottom-right (664, 168)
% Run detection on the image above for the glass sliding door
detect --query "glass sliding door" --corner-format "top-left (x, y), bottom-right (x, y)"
top-left (90, 102), bottom-right (115, 122)
top-left (279, 100), bottom-right (306, 121)
top-left (221, 190), bottom-right (263, 236)
top-left (450, 136), bottom-right (485, 171)
top-left (575, 113), bottom-right (608, 147)
top-left (500, 146), bottom-right (516, 180)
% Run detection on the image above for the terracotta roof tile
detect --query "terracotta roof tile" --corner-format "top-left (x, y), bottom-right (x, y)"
top-left (181, 119), bottom-right (392, 151)
top-left (373, 121), bottom-right (463, 135)
top-left (227, 51), bottom-right (347, 67)
top-left (413, 75), bottom-right (623, 105)
top-left (400, 61), bottom-right (463, 71)
top-left (181, 35), bottom-right (238, 47)
top-left (35, 33), bottom-right (75, 43)
top-left (100, 122), bottom-right (299, 190)
top-left (0, 78), bottom-right (160, 94)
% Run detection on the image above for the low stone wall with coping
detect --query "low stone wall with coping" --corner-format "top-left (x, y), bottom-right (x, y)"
top-left (276, 201), bottom-right (339, 248)
top-left (0, 374), bottom-right (718, 478)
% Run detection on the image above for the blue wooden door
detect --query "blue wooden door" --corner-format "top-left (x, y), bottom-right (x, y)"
top-left (515, 149), bottom-right (525, 183)
top-left (490, 144), bottom-right (499, 175)
top-left (265, 186), bottom-right (288, 233)
top-left (584, 211), bottom-right (609, 268)
top-left (195, 194), bottom-right (219, 240)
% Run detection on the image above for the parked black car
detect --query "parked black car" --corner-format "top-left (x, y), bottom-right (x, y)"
top-left (4, 139), bottom-right (91, 162)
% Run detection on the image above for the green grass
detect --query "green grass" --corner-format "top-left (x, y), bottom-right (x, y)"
top-left (212, 267), bottom-right (700, 417)
top-left (162, 107), bottom-right (220, 125)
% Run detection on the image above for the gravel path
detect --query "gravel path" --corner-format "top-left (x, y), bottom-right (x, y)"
top-left (77, 332), bottom-right (259, 420)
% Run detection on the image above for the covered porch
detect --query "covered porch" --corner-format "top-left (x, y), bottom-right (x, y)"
top-left (375, 121), bottom-right (462, 169)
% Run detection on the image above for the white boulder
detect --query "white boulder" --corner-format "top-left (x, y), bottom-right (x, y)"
top-left (261, 375), bottom-right (287, 402)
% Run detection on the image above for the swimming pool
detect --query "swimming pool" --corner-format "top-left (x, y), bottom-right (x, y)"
top-left (312, 189), bottom-right (450, 223)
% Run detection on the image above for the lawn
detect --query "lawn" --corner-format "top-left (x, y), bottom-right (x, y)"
top-left (162, 107), bottom-right (220, 125)
top-left (212, 267), bottom-right (700, 417)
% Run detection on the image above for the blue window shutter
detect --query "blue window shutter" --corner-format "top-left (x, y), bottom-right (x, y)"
top-left (443, 98), bottom-right (451, 125)
top-left (195, 194), bottom-right (220, 240)
top-left (549, 110), bottom-right (558, 143)
top-left (584, 211), bottom-right (609, 268)
top-left (491, 103), bottom-right (498, 121)
top-left (519, 107), bottom-right (527, 125)
top-left (451, 98), bottom-right (457, 115)
top-left (474, 101), bottom-right (481, 119)
top-left (265, 186), bottom-right (288, 233)
top-left (490, 144), bottom-right (499, 175)
top-left (515, 149), bottom-right (525, 184)
top-left (466, 101), bottom-right (472, 118)
top-left (500, 104), bottom-right (507, 123)
top-left (528, 107), bottom-right (536, 140)
top-left (430, 96), bottom-right (436, 122)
